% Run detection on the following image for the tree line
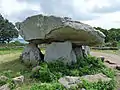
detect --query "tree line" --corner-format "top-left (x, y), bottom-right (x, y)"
top-left (94, 27), bottom-right (120, 43)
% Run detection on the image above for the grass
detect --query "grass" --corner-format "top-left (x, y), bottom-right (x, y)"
top-left (29, 57), bottom-right (116, 90)
top-left (92, 49), bottom-right (120, 55)
top-left (0, 47), bottom-right (117, 90)
top-left (0, 47), bottom-right (23, 55)
top-left (0, 47), bottom-right (32, 89)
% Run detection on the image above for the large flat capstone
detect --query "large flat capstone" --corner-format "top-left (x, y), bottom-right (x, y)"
top-left (44, 41), bottom-right (77, 64)
top-left (16, 14), bottom-right (105, 46)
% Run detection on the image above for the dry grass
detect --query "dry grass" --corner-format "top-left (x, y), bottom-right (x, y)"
top-left (91, 49), bottom-right (120, 55)
top-left (0, 49), bottom-right (34, 89)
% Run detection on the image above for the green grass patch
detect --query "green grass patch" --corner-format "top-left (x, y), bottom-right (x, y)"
top-left (0, 47), bottom-right (23, 55)
top-left (0, 47), bottom-right (116, 90)
top-left (92, 49), bottom-right (120, 55)
top-left (80, 80), bottom-right (115, 90)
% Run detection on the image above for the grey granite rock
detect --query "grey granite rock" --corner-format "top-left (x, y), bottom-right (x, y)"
top-left (44, 41), bottom-right (76, 64)
top-left (0, 84), bottom-right (10, 90)
top-left (81, 73), bottom-right (111, 82)
top-left (16, 14), bottom-right (105, 46)
top-left (21, 43), bottom-right (41, 66)
top-left (58, 76), bottom-right (82, 89)
top-left (13, 75), bottom-right (24, 85)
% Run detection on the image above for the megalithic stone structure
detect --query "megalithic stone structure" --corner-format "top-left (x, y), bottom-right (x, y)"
top-left (16, 14), bottom-right (105, 66)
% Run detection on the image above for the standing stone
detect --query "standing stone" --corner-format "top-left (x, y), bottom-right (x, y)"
top-left (21, 43), bottom-right (41, 66)
top-left (73, 46), bottom-right (83, 58)
top-left (44, 41), bottom-right (76, 64)
top-left (82, 46), bottom-right (90, 56)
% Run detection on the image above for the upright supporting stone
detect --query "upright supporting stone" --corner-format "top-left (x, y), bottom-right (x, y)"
top-left (83, 46), bottom-right (90, 56)
top-left (44, 41), bottom-right (77, 64)
top-left (73, 45), bottom-right (84, 58)
top-left (21, 43), bottom-right (42, 66)
top-left (73, 45), bottom-right (90, 58)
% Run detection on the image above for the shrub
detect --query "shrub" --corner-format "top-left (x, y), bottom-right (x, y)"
top-left (0, 80), bottom-right (6, 86)
top-left (30, 56), bottom-right (116, 90)
top-left (32, 63), bottom-right (57, 82)
top-left (111, 41), bottom-right (117, 47)
top-left (80, 79), bottom-right (116, 90)
top-left (0, 70), bottom-right (22, 89)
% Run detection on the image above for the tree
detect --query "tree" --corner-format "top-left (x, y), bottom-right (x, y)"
top-left (0, 14), bottom-right (18, 43)
top-left (94, 27), bottom-right (109, 42)
top-left (94, 27), bottom-right (120, 43)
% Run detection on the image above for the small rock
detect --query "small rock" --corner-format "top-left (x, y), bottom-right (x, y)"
top-left (32, 66), bottom-right (41, 73)
top-left (58, 76), bottom-right (82, 89)
top-left (105, 60), bottom-right (116, 64)
top-left (13, 75), bottom-right (24, 85)
top-left (81, 73), bottom-right (111, 83)
top-left (116, 65), bottom-right (120, 70)
top-left (81, 88), bottom-right (86, 90)
top-left (31, 66), bottom-right (41, 78)
top-left (0, 76), bottom-right (8, 82)
top-left (99, 56), bottom-right (105, 62)
top-left (0, 84), bottom-right (10, 90)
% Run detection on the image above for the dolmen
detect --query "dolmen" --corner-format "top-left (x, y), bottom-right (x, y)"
top-left (16, 14), bottom-right (105, 66)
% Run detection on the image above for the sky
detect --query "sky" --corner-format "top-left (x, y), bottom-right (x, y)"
top-left (0, 0), bottom-right (120, 29)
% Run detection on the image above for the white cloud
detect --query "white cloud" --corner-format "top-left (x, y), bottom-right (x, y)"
top-left (0, 0), bottom-right (120, 29)
top-left (73, 0), bottom-right (110, 13)
top-left (0, 0), bottom-right (42, 22)
top-left (82, 11), bottom-right (120, 29)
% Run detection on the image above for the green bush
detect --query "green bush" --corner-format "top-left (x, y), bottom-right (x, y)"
top-left (32, 63), bottom-right (57, 82)
top-left (47, 56), bottom-right (108, 76)
top-left (0, 80), bottom-right (6, 86)
top-left (30, 56), bottom-right (116, 90)
top-left (80, 79), bottom-right (115, 90)
top-left (103, 41), bottom-right (117, 47)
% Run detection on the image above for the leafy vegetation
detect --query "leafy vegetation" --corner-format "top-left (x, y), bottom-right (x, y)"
top-left (30, 56), bottom-right (116, 90)
top-left (0, 48), bottom-right (116, 90)
top-left (81, 80), bottom-right (115, 90)
top-left (94, 27), bottom-right (120, 43)
top-left (0, 14), bottom-right (18, 43)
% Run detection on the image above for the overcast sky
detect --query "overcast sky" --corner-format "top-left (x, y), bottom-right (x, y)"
top-left (0, 0), bottom-right (120, 29)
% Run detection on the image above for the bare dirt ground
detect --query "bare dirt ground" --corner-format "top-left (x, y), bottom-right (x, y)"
top-left (91, 51), bottom-right (120, 89)
top-left (91, 51), bottom-right (120, 66)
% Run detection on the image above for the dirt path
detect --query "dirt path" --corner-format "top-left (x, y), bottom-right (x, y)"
top-left (91, 51), bottom-right (120, 68)
top-left (91, 51), bottom-right (120, 89)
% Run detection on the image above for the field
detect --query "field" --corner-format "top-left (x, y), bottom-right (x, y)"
top-left (0, 47), bottom-right (119, 90)
top-left (0, 47), bottom-right (33, 89)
